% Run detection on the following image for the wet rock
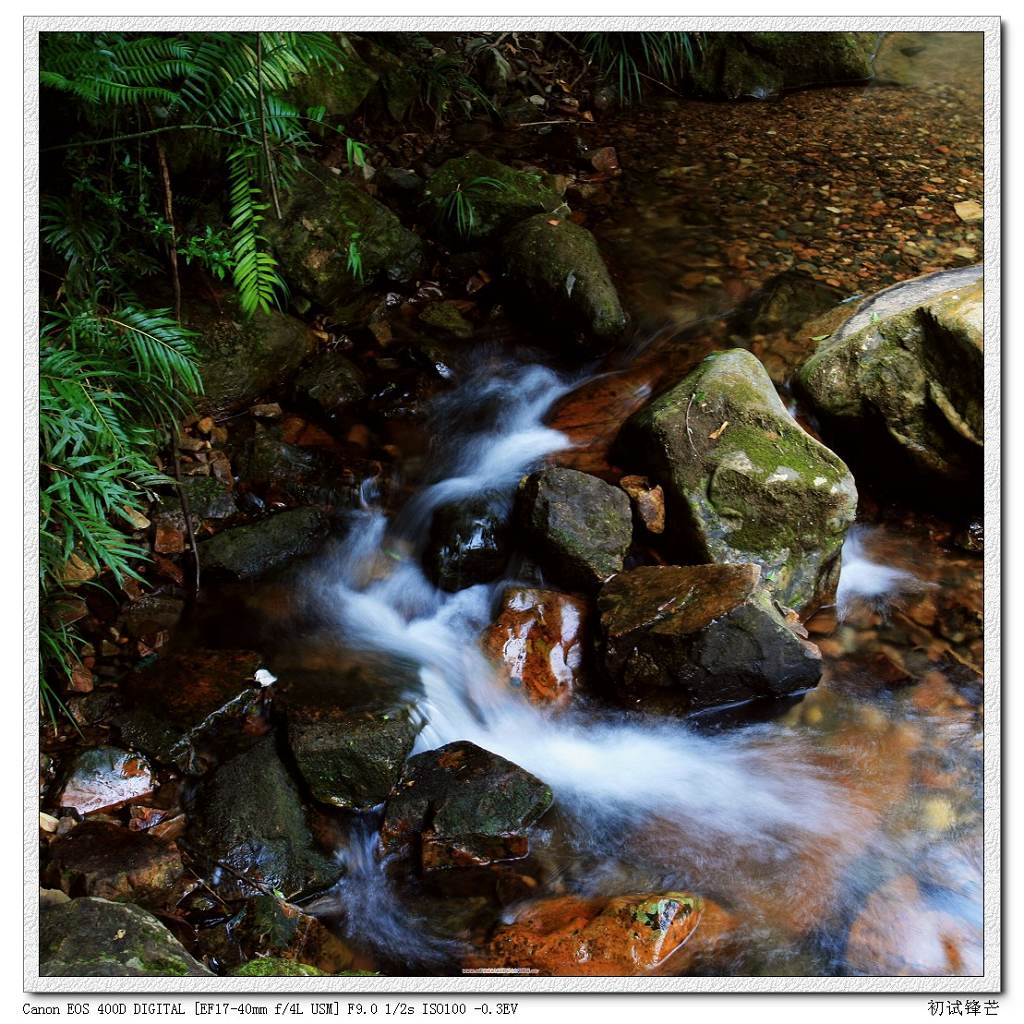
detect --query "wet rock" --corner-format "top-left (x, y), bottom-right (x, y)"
top-left (183, 736), bottom-right (343, 900)
top-left (481, 587), bottom-right (589, 709)
top-left (44, 821), bottom-right (184, 907)
top-left (293, 351), bottom-right (366, 419)
top-left (40, 897), bottom-right (213, 977)
top-left (120, 593), bottom-right (185, 640)
top-left (598, 563), bottom-right (822, 711)
top-left (190, 295), bottom-right (316, 417)
top-left (480, 45), bottom-right (512, 93)
top-left (376, 166), bottom-right (424, 199)
top-left (517, 468), bottom-right (633, 591)
top-left (281, 671), bottom-right (423, 810)
top-left (797, 266), bottom-right (983, 485)
top-left (424, 153), bottom-right (563, 244)
top-left (618, 475), bottom-right (665, 534)
top-left (199, 507), bottom-right (330, 581)
top-left (736, 269), bottom-right (847, 337)
top-left (424, 492), bottom-right (511, 592)
top-left (116, 649), bottom-right (266, 773)
top-left (197, 894), bottom-right (356, 974)
top-left (691, 32), bottom-right (876, 100)
top-left (265, 160), bottom-right (423, 319)
top-left (231, 958), bottom-right (329, 976)
top-left (503, 214), bottom-right (627, 344)
top-left (474, 891), bottom-right (735, 976)
top-left (153, 476), bottom-right (237, 530)
top-left (381, 741), bottom-right (553, 871)
top-left (419, 301), bottom-right (474, 339)
top-left (619, 348), bottom-right (857, 611)
top-left (844, 874), bottom-right (981, 976)
top-left (56, 747), bottom-right (155, 816)
top-left (288, 35), bottom-right (378, 120)
top-left (235, 429), bottom-right (376, 508)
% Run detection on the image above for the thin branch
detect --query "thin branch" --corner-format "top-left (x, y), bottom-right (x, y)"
top-left (153, 138), bottom-right (182, 322)
top-left (256, 32), bottom-right (283, 220)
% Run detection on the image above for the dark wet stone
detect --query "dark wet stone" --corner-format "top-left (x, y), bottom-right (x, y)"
top-left (190, 296), bottom-right (316, 417)
top-left (153, 476), bottom-right (238, 531)
top-left (44, 821), bottom-right (184, 907)
top-left (293, 350), bottom-right (367, 419)
top-left (735, 270), bottom-right (847, 336)
top-left (598, 563), bottom-right (822, 712)
top-left (198, 507), bottom-right (330, 581)
top-left (376, 166), bottom-right (424, 199)
top-left (56, 747), bottom-right (155, 816)
top-left (183, 736), bottom-right (343, 900)
top-left (419, 301), bottom-right (474, 339)
top-left (424, 153), bottom-right (563, 244)
top-left (502, 214), bottom-right (627, 344)
top-left (381, 741), bottom-right (553, 871)
top-left (265, 160), bottom-right (423, 320)
top-left (40, 897), bottom-right (213, 977)
top-left (618, 348), bottom-right (857, 611)
top-left (120, 593), bottom-right (185, 639)
top-left (517, 468), bottom-right (633, 591)
top-left (195, 894), bottom-right (356, 974)
top-left (424, 492), bottom-right (511, 592)
top-left (116, 649), bottom-right (266, 773)
top-left (280, 669), bottom-right (424, 810)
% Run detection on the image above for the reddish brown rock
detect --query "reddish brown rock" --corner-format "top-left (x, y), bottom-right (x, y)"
top-left (44, 820), bottom-right (183, 907)
top-left (618, 475), bottom-right (666, 534)
top-left (473, 891), bottom-right (737, 976)
top-left (56, 746), bottom-right (155, 816)
top-left (481, 588), bottom-right (589, 709)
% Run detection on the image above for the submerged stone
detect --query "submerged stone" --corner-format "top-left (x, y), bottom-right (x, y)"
top-left (293, 350), bottom-right (367, 419)
top-left (381, 741), bottom-right (553, 871)
top-left (199, 507), bottom-right (330, 581)
top-left (44, 821), bottom-right (184, 908)
top-left (618, 348), bottom-right (857, 611)
top-left (424, 492), bottom-right (511, 592)
top-left (502, 214), bottom-right (627, 343)
top-left (183, 736), bottom-right (343, 900)
top-left (797, 265), bottom-right (983, 486)
top-left (56, 746), bottom-right (154, 816)
top-left (40, 897), bottom-right (213, 977)
top-left (116, 649), bottom-right (266, 773)
top-left (481, 587), bottom-right (589, 709)
top-left (598, 563), bottom-right (822, 712)
top-left (517, 467), bottom-right (634, 591)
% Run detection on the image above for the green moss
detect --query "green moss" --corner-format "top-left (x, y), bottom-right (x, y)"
top-left (232, 958), bottom-right (330, 977)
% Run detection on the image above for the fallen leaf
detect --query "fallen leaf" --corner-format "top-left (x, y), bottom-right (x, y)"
top-left (709, 420), bottom-right (730, 440)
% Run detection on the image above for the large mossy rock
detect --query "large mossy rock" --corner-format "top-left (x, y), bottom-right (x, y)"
top-left (691, 32), bottom-right (877, 99)
top-left (40, 897), bottom-right (213, 977)
top-left (517, 468), bottom-right (634, 591)
top-left (288, 34), bottom-right (379, 121)
top-left (183, 736), bottom-right (343, 899)
top-left (189, 296), bottom-right (316, 416)
top-left (503, 214), bottom-right (627, 344)
top-left (424, 153), bottom-right (563, 244)
top-left (381, 741), bottom-right (553, 872)
top-left (618, 349), bottom-right (857, 611)
top-left (199, 507), bottom-right (330, 581)
top-left (598, 563), bottom-right (822, 713)
top-left (796, 265), bottom-right (983, 486)
top-left (423, 491), bottom-right (511, 592)
top-left (265, 161), bottom-right (422, 318)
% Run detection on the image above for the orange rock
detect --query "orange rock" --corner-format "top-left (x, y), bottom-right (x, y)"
top-left (618, 475), bottom-right (665, 534)
top-left (481, 588), bottom-right (589, 709)
top-left (474, 891), bottom-right (738, 977)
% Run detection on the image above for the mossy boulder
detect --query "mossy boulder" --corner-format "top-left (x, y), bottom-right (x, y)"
top-left (288, 35), bottom-right (379, 121)
top-left (265, 161), bottom-right (423, 319)
top-left (618, 349), bottom-right (857, 611)
top-left (424, 153), bottom-right (563, 244)
top-left (199, 507), bottom-right (330, 581)
top-left (293, 350), bottom-right (366, 419)
top-left (381, 741), bottom-right (553, 871)
top-left (691, 32), bottom-right (877, 99)
top-left (232, 958), bottom-right (329, 977)
top-left (503, 214), bottom-right (627, 344)
top-left (190, 296), bottom-right (316, 416)
top-left (598, 563), bottom-right (822, 712)
top-left (517, 467), bottom-right (634, 591)
top-left (796, 265), bottom-right (983, 486)
top-left (183, 736), bottom-right (343, 899)
top-left (424, 491), bottom-right (511, 592)
top-left (40, 897), bottom-right (213, 977)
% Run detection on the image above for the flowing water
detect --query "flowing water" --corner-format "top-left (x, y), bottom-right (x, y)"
top-left (190, 32), bottom-right (985, 976)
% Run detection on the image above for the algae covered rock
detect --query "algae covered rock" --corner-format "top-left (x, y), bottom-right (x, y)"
top-left (424, 153), bottom-right (563, 244)
top-left (265, 161), bottom-right (422, 318)
top-left (503, 214), bottom-right (627, 344)
top-left (233, 958), bottom-right (329, 977)
top-left (381, 741), bottom-right (553, 871)
top-left (183, 736), bottom-right (343, 899)
top-left (293, 350), bottom-right (367, 418)
top-left (598, 563), bottom-right (822, 712)
top-left (287, 34), bottom-right (379, 121)
top-left (619, 348), bottom-right (857, 610)
top-left (40, 897), bottom-right (213, 977)
top-left (517, 467), bottom-right (634, 591)
top-left (797, 265), bottom-right (983, 486)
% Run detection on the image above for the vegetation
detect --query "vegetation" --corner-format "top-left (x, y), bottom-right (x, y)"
top-left (577, 32), bottom-right (703, 104)
top-left (437, 176), bottom-right (508, 237)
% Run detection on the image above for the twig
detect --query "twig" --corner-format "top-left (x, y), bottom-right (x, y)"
top-left (256, 32), bottom-right (283, 220)
top-left (172, 451), bottom-right (201, 598)
top-left (153, 138), bottom-right (181, 322)
top-left (685, 391), bottom-right (698, 457)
